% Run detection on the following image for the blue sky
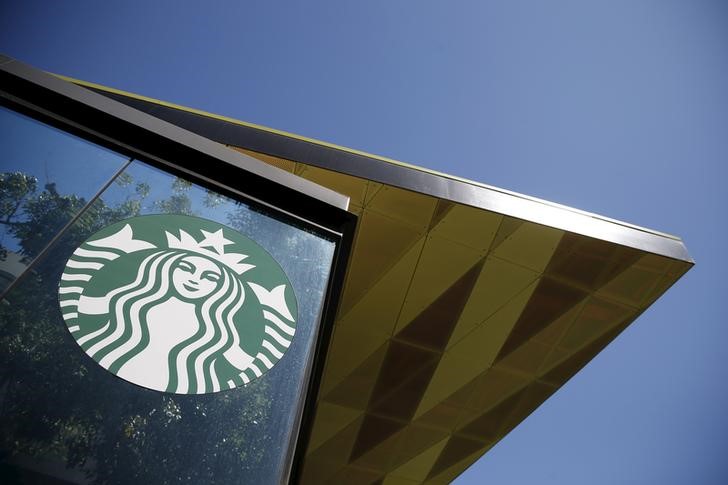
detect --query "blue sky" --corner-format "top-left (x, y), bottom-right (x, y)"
top-left (2, 1), bottom-right (727, 483)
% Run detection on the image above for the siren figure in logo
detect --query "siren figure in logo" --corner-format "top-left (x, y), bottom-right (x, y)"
top-left (65, 221), bottom-right (295, 394)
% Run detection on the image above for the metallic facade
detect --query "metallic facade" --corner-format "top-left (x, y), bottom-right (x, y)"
top-left (28, 69), bottom-right (692, 484)
top-left (230, 149), bottom-right (693, 484)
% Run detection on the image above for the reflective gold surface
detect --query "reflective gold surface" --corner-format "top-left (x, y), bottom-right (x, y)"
top-left (233, 147), bottom-right (692, 485)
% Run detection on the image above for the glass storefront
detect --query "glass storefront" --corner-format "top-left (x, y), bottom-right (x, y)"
top-left (0, 105), bottom-right (337, 483)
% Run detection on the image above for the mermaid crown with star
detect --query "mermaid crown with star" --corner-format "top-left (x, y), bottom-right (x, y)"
top-left (166, 228), bottom-right (255, 275)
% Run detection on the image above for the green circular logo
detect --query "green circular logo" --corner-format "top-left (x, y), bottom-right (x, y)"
top-left (58, 214), bottom-right (298, 394)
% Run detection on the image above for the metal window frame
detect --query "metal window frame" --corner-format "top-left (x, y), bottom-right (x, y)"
top-left (80, 78), bottom-right (692, 265)
top-left (0, 54), bottom-right (356, 485)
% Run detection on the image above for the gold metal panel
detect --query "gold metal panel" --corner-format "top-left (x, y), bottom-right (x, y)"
top-left (413, 353), bottom-right (489, 422)
top-left (389, 438), bottom-right (449, 482)
top-left (364, 181), bottom-right (384, 206)
top-left (599, 264), bottom-right (664, 308)
top-left (427, 204), bottom-right (501, 252)
top-left (489, 217), bottom-right (524, 251)
top-left (338, 237), bottom-right (426, 335)
top-left (327, 465), bottom-right (383, 485)
top-left (464, 367), bottom-right (530, 415)
top-left (419, 381), bottom-right (482, 429)
top-left (642, 271), bottom-right (690, 307)
top-left (395, 260), bottom-right (485, 353)
top-left (395, 236), bottom-right (483, 333)
top-left (340, 209), bottom-right (424, 316)
top-left (364, 341), bottom-right (439, 421)
top-left (228, 146), bottom-right (297, 173)
top-left (393, 425), bottom-right (450, 466)
top-left (496, 340), bottom-right (553, 376)
top-left (367, 185), bottom-right (438, 231)
top-left (446, 278), bottom-right (538, 370)
top-left (384, 476), bottom-right (421, 485)
top-left (426, 437), bottom-right (489, 483)
top-left (323, 341), bottom-right (390, 412)
top-left (537, 346), bottom-right (572, 375)
top-left (353, 423), bottom-right (406, 472)
top-left (413, 278), bottom-right (538, 421)
top-left (530, 300), bottom-right (585, 347)
top-left (490, 222), bottom-right (563, 272)
top-left (498, 382), bottom-right (557, 437)
top-left (416, 402), bottom-right (471, 432)
top-left (557, 296), bottom-right (636, 351)
top-left (308, 401), bottom-right (365, 452)
top-left (447, 256), bottom-right (540, 347)
top-left (319, 325), bottom-right (389, 397)
top-left (301, 415), bottom-right (365, 483)
top-left (234, 150), bottom-right (692, 484)
top-left (539, 317), bottom-right (634, 388)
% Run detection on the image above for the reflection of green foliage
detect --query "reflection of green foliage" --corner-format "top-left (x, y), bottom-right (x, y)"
top-left (0, 172), bottom-right (38, 260)
top-left (228, 203), bottom-right (335, 287)
top-left (0, 172), bottom-right (37, 223)
top-left (114, 172), bottom-right (134, 187)
top-left (0, 171), bottom-right (276, 484)
top-left (0, 170), bottom-right (150, 264)
top-left (154, 177), bottom-right (194, 214)
top-left (172, 178), bottom-right (192, 193)
top-left (204, 189), bottom-right (226, 209)
top-left (153, 178), bottom-right (227, 215)
top-left (154, 193), bottom-right (192, 215)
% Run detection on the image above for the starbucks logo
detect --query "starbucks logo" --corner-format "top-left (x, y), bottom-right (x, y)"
top-left (58, 214), bottom-right (298, 394)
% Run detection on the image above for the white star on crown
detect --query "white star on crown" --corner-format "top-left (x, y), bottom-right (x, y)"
top-left (199, 229), bottom-right (233, 254)
top-left (166, 228), bottom-right (255, 275)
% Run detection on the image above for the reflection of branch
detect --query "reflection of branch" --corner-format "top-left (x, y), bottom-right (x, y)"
top-left (0, 220), bottom-right (20, 226)
top-left (4, 198), bottom-right (25, 225)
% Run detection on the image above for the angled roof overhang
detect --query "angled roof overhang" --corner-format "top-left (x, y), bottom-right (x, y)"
top-left (70, 77), bottom-right (693, 484)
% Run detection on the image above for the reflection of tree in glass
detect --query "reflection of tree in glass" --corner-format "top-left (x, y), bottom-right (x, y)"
top-left (0, 171), bottom-right (276, 484)
top-left (228, 203), bottom-right (334, 290)
top-left (0, 172), bottom-right (37, 259)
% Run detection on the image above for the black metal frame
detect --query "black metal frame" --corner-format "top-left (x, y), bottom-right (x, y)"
top-left (0, 55), bottom-right (356, 485)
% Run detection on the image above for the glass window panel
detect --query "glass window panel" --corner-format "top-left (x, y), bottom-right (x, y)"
top-left (0, 106), bottom-right (130, 292)
top-left (0, 159), bottom-right (336, 484)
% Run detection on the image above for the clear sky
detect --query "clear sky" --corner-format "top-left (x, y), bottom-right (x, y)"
top-left (2, 1), bottom-right (727, 483)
